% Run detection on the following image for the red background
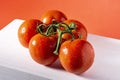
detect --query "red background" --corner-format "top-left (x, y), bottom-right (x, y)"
top-left (0, 0), bottom-right (120, 39)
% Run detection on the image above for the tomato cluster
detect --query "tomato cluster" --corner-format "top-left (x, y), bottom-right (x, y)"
top-left (18, 10), bottom-right (94, 74)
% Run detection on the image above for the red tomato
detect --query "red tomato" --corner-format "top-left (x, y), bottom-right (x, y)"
top-left (18, 19), bottom-right (42, 48)
top-left (29, 34), bottom-right (58, 65)
top-left (62, 19), bottom-right (87, 41)
top-left (59, 39), bottom-right (94, 74)
top-left (40, 10), bottom-right (67, 25)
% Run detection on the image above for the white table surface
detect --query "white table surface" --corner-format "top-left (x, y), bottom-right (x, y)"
top-left (0, 19), bottom-right (120, 80)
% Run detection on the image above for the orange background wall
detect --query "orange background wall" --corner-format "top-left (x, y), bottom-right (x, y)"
top-left (0, 0), bottom-right (120, 39)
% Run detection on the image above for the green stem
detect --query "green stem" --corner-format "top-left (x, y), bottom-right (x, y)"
top-left (53, 29), bottom-right (62, 55)
top-left (57, 22), bottom-right (71, 30)
top-left (53, 29), bottom-right (75, 55)
top-left (37, 20), bottom-right (77, 55)
top-left (45, 24), bottom-right (54, 36)
top-left (53, 23), bottom-right (76, 55)
top-left (37, 24), bottom-right (45, 34)
top-left (45, 23), bottom-right (59, 36)
top-left (45, 19), bottom-right (58, 36)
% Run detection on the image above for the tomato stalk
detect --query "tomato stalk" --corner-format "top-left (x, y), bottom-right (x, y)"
top-left (53, 28), bottom-right (75, 55)
top-left (53, 22), bottom-right (76, 55)
top-left (45, 20), bottom-right (75, 37)
top-left (45, 24), bottom-right (57, 36)
top-left (37, 20), bottom-right (77, 55)
top-left (37, 24), bottom-right (47, 35)
top-left (37, 22), bottom-right (57, 36)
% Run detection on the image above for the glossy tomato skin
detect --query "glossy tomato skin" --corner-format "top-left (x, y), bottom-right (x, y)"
top-left (40, 10), bottom-right (67, 25)
top-left (59, 39), bottom-right (94, 74)
top-left (29, 34), bottom-right (58, 66)
top-left (62, 19), bottom-right (87, 41)
top-left (18, 19), bottom-right (42, 48)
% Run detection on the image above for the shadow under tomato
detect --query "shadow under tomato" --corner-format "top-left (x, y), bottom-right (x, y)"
top-left (48, 59), bottom-right (64, 70)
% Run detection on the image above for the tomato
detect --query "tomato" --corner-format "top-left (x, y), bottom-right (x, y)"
top-left (62, 19), bottom-right (87, 41)
top-left (59, 39), bottom-right (94, 74)
top-left (18, 19), bottom-right (42, 48)
top-left (29, 33), bottom-right (58, 66)
top-left (40, 10), bottom-right (67, 25)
